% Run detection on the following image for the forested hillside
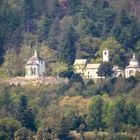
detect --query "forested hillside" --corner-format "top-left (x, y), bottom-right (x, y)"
top-left (108, 0), bottom-right (140, 18)
top-left (1, 0), bottom-right (140, 76)
top-left (1, 0), bottom-right (140, 140)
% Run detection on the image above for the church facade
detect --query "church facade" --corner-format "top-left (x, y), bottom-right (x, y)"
top-left (25, 50), bottom-right (45, 78)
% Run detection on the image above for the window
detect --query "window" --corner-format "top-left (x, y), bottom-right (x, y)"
top-left (129, 70), bottom-right (135, 76)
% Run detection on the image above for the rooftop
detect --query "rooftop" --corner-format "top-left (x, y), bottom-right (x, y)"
top-left (27, 50), bottom-right (44, 64)
top-left (74, 59), bottom-right (87, 65)
top-left (86, 63), bottom-right (100, 69)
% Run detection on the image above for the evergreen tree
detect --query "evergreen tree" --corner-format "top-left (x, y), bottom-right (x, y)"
top-left (16, 95), bottom-right (36, 131)
top-left (87, 97), bottom-right (104, 130)
top-left (23, 0), bottom-right (36, 32)
top-left (1, 87), bottom-right (15, 115)
top-left (106, 99), bottom-right (127, 133)
top-left (69, 0), bottom-right (81, 15)
top-left (98, 62), bottom-right (113, 77)
top-left (126, 103), bottom-right (138, 125)
top-left (59, 26), bottom-right (76, 66)
top-left (55, 117), bottom-right (70, 140)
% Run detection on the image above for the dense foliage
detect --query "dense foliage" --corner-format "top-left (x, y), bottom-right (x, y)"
top-left (0, 76), bottom-right (140, 139)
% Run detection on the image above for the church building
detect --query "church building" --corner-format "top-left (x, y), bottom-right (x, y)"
top-left (74, 48), bottom-right (110, 80)
top-left (125, 54), bottom-right (140, 78)
top-left (74, 48), bottom-right (140, 80)
top-left (25, 50), bottom-right (45, 78)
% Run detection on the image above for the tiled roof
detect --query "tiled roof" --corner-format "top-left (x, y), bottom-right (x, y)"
top-left (27, 50), bottom-right (44, 65)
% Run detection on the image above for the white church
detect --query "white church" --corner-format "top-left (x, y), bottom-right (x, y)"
top-left (125, 54), bottom-right (140, 78)
top-left (74, 48), bottom-right (140, 80)
top-left (25, 50), bottom-right (45, 78)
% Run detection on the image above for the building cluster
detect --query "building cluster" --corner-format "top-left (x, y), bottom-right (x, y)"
top-left (73, 48), bottom-right (140, 80)
top-left (24, 49), bottom-right (140, 80)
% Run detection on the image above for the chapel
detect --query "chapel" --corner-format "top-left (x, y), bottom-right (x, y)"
top-left (25, 50), bottom-right (45, 78)
top-left (125, 54), bottom-right (140, 78)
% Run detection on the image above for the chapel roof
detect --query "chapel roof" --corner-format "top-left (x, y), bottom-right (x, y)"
top-left (26, 61), bottom-right (39, 66)
top-left (28, 50), bottom-right (44, 62)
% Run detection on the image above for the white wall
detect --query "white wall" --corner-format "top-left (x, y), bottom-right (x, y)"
top-left (39, 61), bottom-right (45, 75)
top-left (103, 49), bottom-right (109, 62)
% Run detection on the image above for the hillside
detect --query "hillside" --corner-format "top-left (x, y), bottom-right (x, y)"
top-left (108, 0), bottom-right (140, 18)
top-left (0, 76), bottom-right (140, 139)
top-left (1, 1), bottom-right (140, 140)
top-left (1, 0), bottom-right (140, 77)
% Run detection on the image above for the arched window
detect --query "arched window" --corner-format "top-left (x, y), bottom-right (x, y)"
top-left (129, 70), bottom-right (135, 76)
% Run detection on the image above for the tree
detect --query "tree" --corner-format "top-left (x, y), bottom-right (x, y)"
top-left (50, 62), bottom-right (68, 77)
top-left (87, 97), bottom-right (104, 130)
top-left (69, 73), bottom-right (84, 85)
top-left (136, 41), bottom-right (140, 59)
top-left (1, 48), bottom-right (19, 77)
top-left (0, 117), bottom-right (21, 140)
top-left (98, 37), bottom-right (126, 68)
top-left (106, 99), bottom-right (127, 133)
top-left (38, 15), bottom-right (52, 41)
top-left (78, 36), bottom-right (102, 59)
top-left (0, 86), bottom-right (16, 116)
top-left (98, 62), bottom-right (113, 77)
top-left (14, 127), bottom-right (32, 140)
top-left (16, 95), bottom-right (36, 131)
top-left (55, 116), bottom-right (70, 140)
top-left (59, 25), bottom-right (76, 66)
top-left (68, 0), bottom-right (81, 15)
top-left (119, 10), bottom-right (131, 27)
top-left (126, 103), bottom-right (138, 125)
top-left (22, 0), bottom-right (36, 32)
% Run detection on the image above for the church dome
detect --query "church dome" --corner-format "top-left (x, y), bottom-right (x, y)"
top-left (129, 54), bottom-right (139, 66)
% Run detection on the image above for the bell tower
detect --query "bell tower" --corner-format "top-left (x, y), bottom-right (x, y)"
top-left (103, 48), bottom-right (109, 62)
